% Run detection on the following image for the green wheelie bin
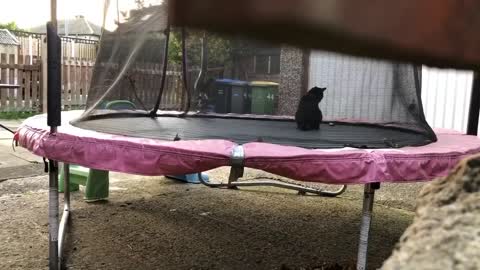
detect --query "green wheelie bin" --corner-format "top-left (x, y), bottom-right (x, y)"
top-left (249, 81), bottom-right (279, 115)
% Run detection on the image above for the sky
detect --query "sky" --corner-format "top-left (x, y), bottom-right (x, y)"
top-left (0, 0), bottom-right (106, 29)
top-left (0, 0), bottom-right (163, 31)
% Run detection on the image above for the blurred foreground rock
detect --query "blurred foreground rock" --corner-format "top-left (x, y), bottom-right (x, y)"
top-left (382, 155), bottom-right (480, 270)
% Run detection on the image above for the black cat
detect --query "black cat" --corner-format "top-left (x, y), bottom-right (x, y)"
top-left (295, 87), bottom-right (326, 131)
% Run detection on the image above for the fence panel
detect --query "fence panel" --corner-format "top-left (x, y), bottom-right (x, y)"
top-left (10, 31), bottom-right (98, 111)
top-left (16, 55), bottom-right (24, 109)
top-left (0, 53), bottom-right (41, 112)
top-left (32, 58), bottom-right (41, 111)
top-left (0, 54), bottom-right (8, 110)
top-left (8, 54), bottom-right (15, 110)
top-left (3, 30), bottom-right (229, 112)
top-left (24, 55), bottom-right (32, 110)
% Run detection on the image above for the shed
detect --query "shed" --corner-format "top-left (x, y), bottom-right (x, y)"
top-left (0, 29), bottom-right (20, 56)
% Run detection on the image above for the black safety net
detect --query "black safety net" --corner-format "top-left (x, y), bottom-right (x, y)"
top-left (72, 0), bottom-right (437, 149)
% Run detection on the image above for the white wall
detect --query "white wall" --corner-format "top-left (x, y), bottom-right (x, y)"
top-left (421, 67), bottom-right (473, 133)
top-left (0, 44), bottom-right (18, 56)
top-left (309, 51), bottom-right (475, 133)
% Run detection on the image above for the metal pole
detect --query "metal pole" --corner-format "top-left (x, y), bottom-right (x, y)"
top-left (48, 158), bottom-right (59, 270)
top-left (467, 72), bottom-right (480, 135)
top-left (51, 0), bottom-right (57, 28)
top-left (58, 163), bottom-right (71, 263)
top-left (356, 183), bottom-right (379, 270)
top-left (193, 31), bottom-right (208, 108)
top-left (48, 1), bottom-right (61, 269)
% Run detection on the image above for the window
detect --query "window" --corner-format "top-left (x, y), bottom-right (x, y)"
top-left (269, 54), bottom-right (280, 74)
top-left (253, 48), bottom-right (281, 75)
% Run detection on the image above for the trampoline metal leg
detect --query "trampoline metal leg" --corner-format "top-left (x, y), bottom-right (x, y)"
top-left (198, 165), bottom-right (244, 188)
top-left (58, 163), bottom-right (71, 265)
top-left (48, 159), bottom-right (59, 270)
top-left (356, 183), bottom-right (379, 270)
top-left (227, 166), bottom-right (243, 188)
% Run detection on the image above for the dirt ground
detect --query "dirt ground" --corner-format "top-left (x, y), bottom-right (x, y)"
top-left (0, 166), bottom-right (422, 270)
top-left (0, 120), bottom-right (423, 270)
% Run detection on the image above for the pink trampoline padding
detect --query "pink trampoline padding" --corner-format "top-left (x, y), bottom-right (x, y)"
top-left (16, 112), bottom-right (235, 176)
top-left (15, 111), bottom-right (480, 184)
top-left (243, 132), bottom-right (480, 184)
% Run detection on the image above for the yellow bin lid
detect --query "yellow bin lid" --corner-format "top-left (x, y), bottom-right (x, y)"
top-left (249, 81), bottom-right (279, 87)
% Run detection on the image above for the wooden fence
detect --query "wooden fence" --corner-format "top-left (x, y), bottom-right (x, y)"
top-left (1, 30), bottom-right (226, 112)
top-left (0, 53), bottom-right (41, 112)
top-left (87, 62), bottom-right (224, 111)
top-left (0, 53), bottom-right (97, 112)
top-left (61, 58), bottom-right (95, 109)
top-left (12, 31), bottom-right (98, 61)
top-left (0, 56), bottom-right (223, 113)
top-left (0, 31), bottom-right (99, 112)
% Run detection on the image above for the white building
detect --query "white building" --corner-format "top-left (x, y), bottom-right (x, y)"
top-left (0, 29), bottom-right (20, 57)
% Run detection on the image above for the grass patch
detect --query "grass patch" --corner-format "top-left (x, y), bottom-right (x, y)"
top-left (0, 111), bottom-right (38, 120)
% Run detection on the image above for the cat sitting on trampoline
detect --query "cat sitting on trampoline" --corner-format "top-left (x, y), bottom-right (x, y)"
top-left (295, 86), bottom-right (326, 131)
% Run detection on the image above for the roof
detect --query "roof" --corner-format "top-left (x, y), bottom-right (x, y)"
top-left (0, 29), bottom-right (20, 46)
top-left (29, 15), bottom-right (102, 36)
top-left (116, 5), bottom-right (167, 34)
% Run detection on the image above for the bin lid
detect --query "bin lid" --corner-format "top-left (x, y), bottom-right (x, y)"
top-left (249, 81), bottom-right (279, 87)
top-left (215, 79), bottom-right (249, 86)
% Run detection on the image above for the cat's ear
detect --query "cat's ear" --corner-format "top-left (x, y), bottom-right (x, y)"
top-left (311, 86), bottom-right (324, 91)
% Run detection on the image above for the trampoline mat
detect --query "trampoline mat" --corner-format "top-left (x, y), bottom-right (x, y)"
top-left (72, 115), bottom-right (433, 149)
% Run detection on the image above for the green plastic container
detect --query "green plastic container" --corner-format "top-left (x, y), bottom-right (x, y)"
top-left (59, 164), bottom-right (109, 202)
top-left (249, 81), bottom-right (279, 115)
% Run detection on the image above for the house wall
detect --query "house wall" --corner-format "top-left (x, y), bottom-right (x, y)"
top-left (0, 44), bottom-right (18, 56)
top-left (232, 50), bottom-right (281, 83)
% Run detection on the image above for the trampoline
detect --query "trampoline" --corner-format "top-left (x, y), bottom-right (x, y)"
top-left (72, 113), bottom-right (435, 149)
top-left (15, 111), bottom-right (480, 270)
top-left (16, 110), bottom-right (480, 184)
top-left (16, 1), bottom-right (480, 270)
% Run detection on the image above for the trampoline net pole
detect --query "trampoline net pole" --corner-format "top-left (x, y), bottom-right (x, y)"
top-left (46, 11), bottom-right (62, 268)
top-left (356, 183), bottom-right (379, 270)
top-left (58, 163), bottom-right (71, 263)
top-left (48, 159), bottom-right (59, 270)
top-left (467, 72), bottom-right (480, 136)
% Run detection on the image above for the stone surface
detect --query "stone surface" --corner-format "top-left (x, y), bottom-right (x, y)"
top-left (278, 47), bottom-right (308, 115)
top-left (381, 155), bottom-right (480, 270)
top-left (0, 119), bottom-right (44, 180)
top-left (0, 119), bottom-right (42, 161)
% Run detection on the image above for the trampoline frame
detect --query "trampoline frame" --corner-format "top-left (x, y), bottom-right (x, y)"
top-left (41, 62), bottom-right (480, 269)
top-left (42, 2), bottom-right (480, 270)
top-left (197, 146), bottom-right (347, 197)
top-left (50, 160), bottom-right (361, 269)
top-left (43, 74), bottom-right (480, 270)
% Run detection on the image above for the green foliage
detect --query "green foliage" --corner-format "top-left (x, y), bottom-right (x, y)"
top-left (168, 30), bottom-right (183, 65)
top-left (168, 29), bottom-right (232, 68)
top-left (0, 111), bottom-right (37, 120)
top-left (134, 0), bottom-right (145, 9)
top-left (0, 21), bottom-right (24, 31)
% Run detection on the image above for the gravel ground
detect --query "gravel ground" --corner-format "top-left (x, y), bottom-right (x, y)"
top-left (0, 166), bottom-right (419, 270)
